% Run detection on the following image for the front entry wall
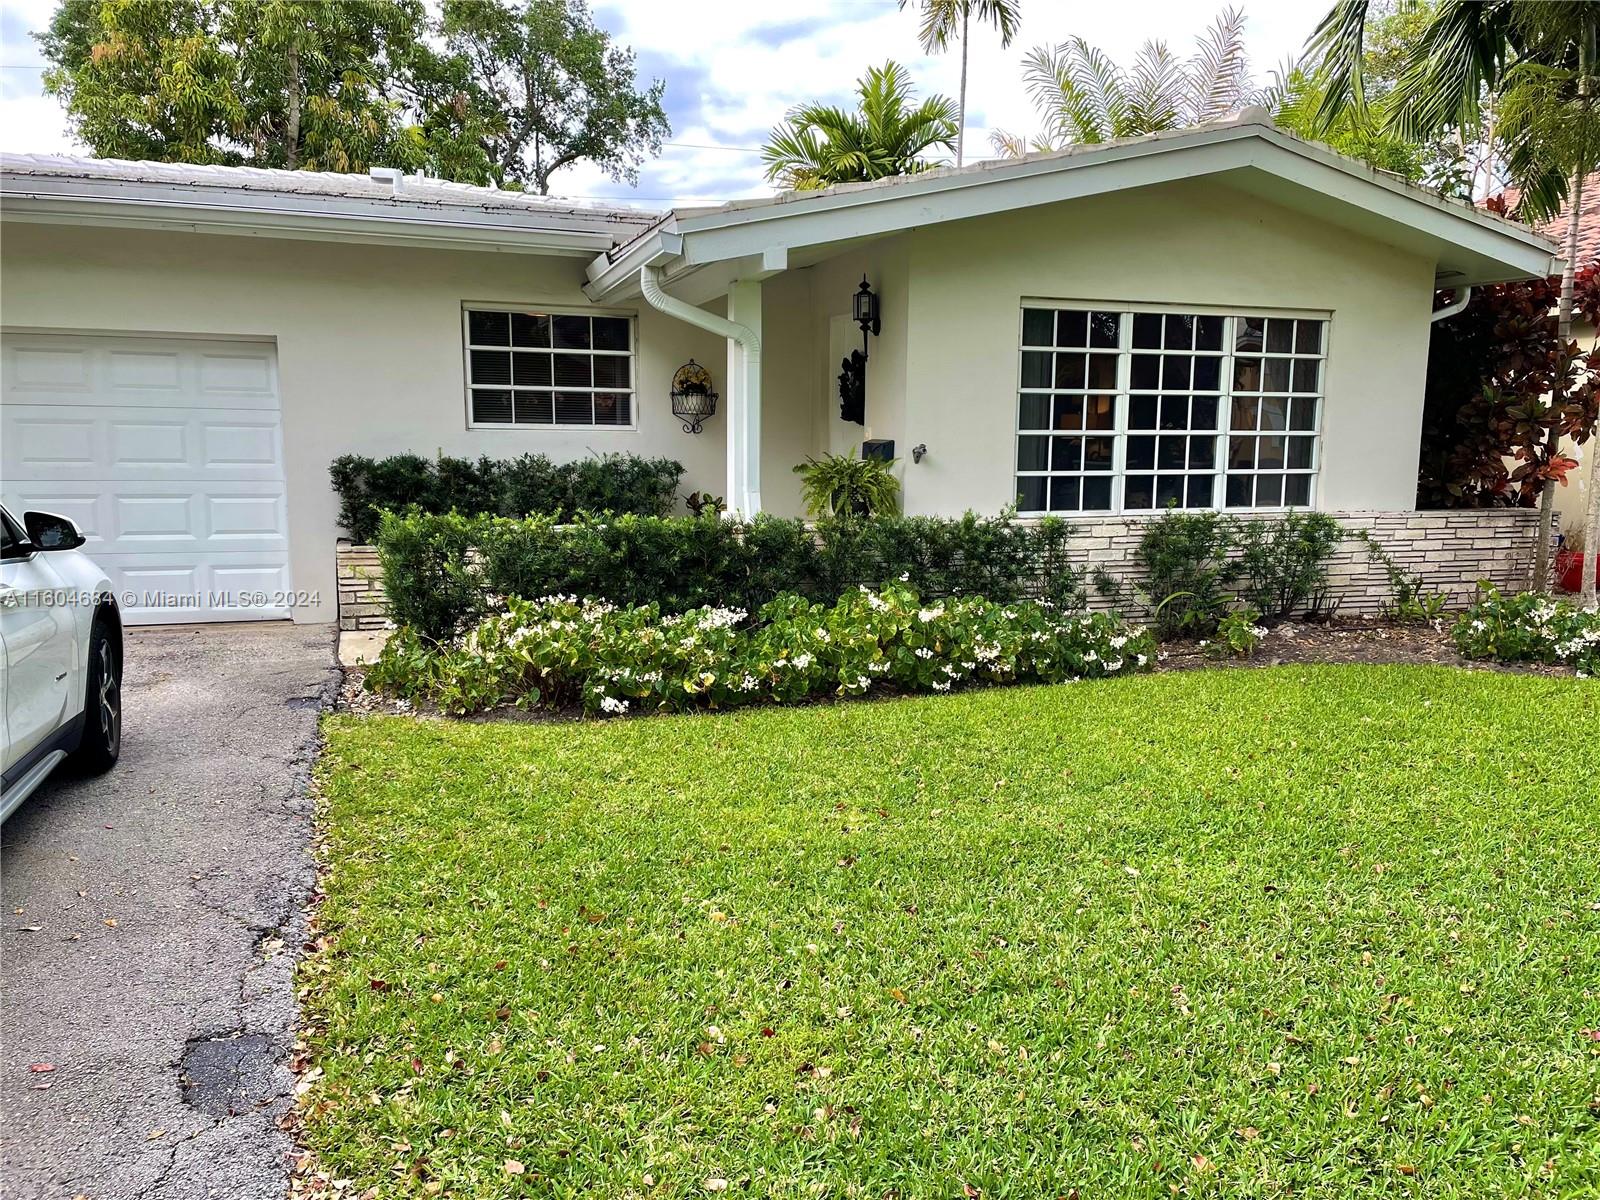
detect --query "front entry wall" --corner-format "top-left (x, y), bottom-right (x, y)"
top-left (786, 177), bottom-right (1438, 521)
top-left (0, 224), bottom-right (727, 623)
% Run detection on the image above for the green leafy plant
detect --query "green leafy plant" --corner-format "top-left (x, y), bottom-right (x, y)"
top-left (762, 61), bottom-right (957, 189)
top-left (1235, 511), bottom-right (1345, 620)
top-left (1132, 509), bottom-right (1241, 638)
top-left (329, 451), bottom-right (684, 544)
top-left (1357, 531), bottom-right (1450, 623)
top-left (1205, 605), bottom-right (1267, 659)
top-left (1452, 583), bottom-right (1600, 674)
top-left (375, 509), bottom-right (1084, 641)
top-left (684, 491), bottom-right (725, 517)
top-left (366, 581), bottom-right (1156, 716)
top-left (793, 454), bottom-right (902, 518)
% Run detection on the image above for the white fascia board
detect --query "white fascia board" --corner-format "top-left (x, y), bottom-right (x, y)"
top-left (588, 122), bottom-right (1554, 293)
top-left (0, 180), bottom-right (627, 256)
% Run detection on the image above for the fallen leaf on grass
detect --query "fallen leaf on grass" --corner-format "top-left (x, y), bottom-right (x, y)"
top-left (1192, 1154), bottom-right (1215, 1173)
top-left (368, 978), bottom-right (389, 992)
top-left (504, 1159), bottom-right (525, 1175)
top-left (704, 1179), bottom-right (728, 1193)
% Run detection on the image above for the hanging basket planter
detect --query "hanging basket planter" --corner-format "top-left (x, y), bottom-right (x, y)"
top-left (670, 359), bottom-right (717, 434)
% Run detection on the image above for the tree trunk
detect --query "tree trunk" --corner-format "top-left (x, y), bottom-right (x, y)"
top-left (285, 41), bottom-right (302, 170)
top-left (1535, 37), bottom-right (1591, 592)
top-left (955, 7), bottom-right (969, 167)
top-left (1582, 438), bottom-right (1600, 607)
top-left (1535, 165), bottom-right (1583, 591)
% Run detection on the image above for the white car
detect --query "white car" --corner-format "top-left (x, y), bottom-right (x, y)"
top-left (1, 505), bottom-right (122, 822)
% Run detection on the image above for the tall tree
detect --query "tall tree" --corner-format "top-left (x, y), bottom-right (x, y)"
top-left (436, 0), bottom-right (668, 194)
top-left (762, 62), bottom-right (958, 190)
top-left (897, 0), bottom-right (1021, 166)
top-left (988, 7), bottom-right (1262, 154)
top-left (1310, 0), bottom-right (1600, 592)
top-left (39, 0), bottom-right (431, 172)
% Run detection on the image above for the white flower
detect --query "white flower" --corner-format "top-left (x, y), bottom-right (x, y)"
top-left (918, 606), bottom-right (944, 622)
top-left (793, 652), bottom-right (814, 670)
top-left (914, 647), bottom-right (933, 659)
top-left (599, 695), bottom-right (629, 715)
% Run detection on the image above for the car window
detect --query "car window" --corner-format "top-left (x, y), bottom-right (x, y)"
top-left (0, 508), bottom-right (29, 561)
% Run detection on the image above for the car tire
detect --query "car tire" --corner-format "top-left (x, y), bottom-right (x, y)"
top-left (72, 615), bottom-right (121, 773)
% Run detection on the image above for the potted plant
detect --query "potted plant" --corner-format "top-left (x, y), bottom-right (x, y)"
top-left (793, 453), bottom-right (901, 518)
top-left (1555, 520), bottom-right (1596, 593)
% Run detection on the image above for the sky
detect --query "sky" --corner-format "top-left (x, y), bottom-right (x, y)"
top-left (0, 0), bottom-right (1331, 208)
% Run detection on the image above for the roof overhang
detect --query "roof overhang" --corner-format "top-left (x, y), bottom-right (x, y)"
top-left (586, 117), bottom-right (1558, 301)
top-left (1, 168), bottom-right (631, 257)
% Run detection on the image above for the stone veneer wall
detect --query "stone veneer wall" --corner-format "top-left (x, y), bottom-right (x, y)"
top-left (335, 509), bottom-right (1545, 630)
top-left (335, 541), bottom-right (391, 631)
top-left (1062, 509), bottom-right (1544, 616)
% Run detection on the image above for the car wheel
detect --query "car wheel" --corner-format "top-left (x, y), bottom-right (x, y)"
top-left (72, 616), bottom-right (121, 773)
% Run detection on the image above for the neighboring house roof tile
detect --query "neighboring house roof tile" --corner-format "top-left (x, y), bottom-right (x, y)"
top-left (1496, 172), bottom-right (1600, 268)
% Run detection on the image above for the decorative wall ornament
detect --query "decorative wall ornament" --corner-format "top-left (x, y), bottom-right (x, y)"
top-left (838, 350), bottom-right (867, 424)
top-left (670, 358), bottom-right (718, 433)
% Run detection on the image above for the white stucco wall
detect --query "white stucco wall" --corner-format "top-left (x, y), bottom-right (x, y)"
top-left (783, 177), bottom-right (1438, 519)
top-left (0, 223), bottom-right (727, 623)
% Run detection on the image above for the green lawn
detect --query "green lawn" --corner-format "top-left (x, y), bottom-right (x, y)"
top-left (306, 666), bottom-right (1600, 1198)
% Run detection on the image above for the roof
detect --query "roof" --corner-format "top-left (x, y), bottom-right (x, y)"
top-left (586, 110), bottom-right (1559, 302)
top-left (1, 152), bottom-right (658, 256)
top-left (1496, 172), bottom-right (1600, 268)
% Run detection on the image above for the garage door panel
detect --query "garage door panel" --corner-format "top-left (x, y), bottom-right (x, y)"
top-left (2, 333), bottom-right (288, 625)
top-left (8, 415), bottom-right (99, 469)
top-left (111, 557), bottom-right (290, 624)
top-left (6, 343), bottom-right (93, 392)
top-left (5, 405), bottom-right (284, 483)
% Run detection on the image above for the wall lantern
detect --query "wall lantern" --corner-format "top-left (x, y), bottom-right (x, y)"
top-left (670, 358), bottom-right (718, 433)
top-left (853, 275), bottom-right (881, 349)
top-left (840, 275), bottom-right (880, 426)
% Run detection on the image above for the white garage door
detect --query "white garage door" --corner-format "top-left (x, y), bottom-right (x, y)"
top-left (1, 333), bottom-right (291, 624)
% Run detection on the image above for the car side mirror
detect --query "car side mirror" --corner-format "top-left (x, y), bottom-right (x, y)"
top-left (22, 511), bottom-right (87, 552)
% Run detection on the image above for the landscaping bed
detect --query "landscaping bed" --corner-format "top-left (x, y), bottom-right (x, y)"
top-left (300, 667), bottom-right (1600, 1197)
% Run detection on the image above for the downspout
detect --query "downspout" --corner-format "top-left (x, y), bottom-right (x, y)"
top-left (639, 264), bottom-right (763, 514)
top-left (1430, 286), bottom-right (1474, 323)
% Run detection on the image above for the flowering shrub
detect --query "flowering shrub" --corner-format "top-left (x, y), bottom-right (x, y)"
top-left (365, 583), bottom-right (1155, 717)
top-left (1451, 585), bottom-right (1600, 676)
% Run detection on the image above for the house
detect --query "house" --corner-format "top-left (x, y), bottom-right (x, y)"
top-left (0, 110), bottom-right (1559, 627)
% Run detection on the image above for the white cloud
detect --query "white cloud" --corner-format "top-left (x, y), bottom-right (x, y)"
top-left (0, 0), bottom-right (1329, 205)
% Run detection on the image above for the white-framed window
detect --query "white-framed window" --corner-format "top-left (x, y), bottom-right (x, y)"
top-left (1016, 303), bottom-right (1326, 514)
top-left (463, 306), bottom-right (636, 429)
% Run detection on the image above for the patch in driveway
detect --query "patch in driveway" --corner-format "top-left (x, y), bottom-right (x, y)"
top-left (1, 621), bottom-right (337, 1200)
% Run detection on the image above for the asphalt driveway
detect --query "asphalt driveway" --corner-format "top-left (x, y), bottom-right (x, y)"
top-left (2, 622), bottom-right (337, 1200)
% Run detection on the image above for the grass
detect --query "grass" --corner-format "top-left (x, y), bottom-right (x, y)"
top-left (306, 666), bottom-right (1600, 1198)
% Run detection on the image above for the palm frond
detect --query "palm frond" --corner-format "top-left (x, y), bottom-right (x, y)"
top-left (1129, 40), bottom-right (1185, 132)
top-left (1187, 5), bottom-right (1253, 122)
top-left (1066, 37), bottom-right (1133, 139)
top-left (1305, 0), bottom-right (1372, 129)
top-left (1386, 0), bottom-right (1516, 140)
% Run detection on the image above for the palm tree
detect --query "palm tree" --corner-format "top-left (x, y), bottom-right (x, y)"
top-left (762, 62), bottom-right (959, 190)
top-left (988, 7), bottom-right (1261, 155)
top-left (898, 0), bottom-right (1022, 166)
top-left (1311, 0), bottom-right (1600, 595)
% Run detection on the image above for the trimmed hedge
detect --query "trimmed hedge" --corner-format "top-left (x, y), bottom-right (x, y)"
top-left (330, 452), bottom-right (684, 544)
top-left (377, 509), bottom-right (1084, 641)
